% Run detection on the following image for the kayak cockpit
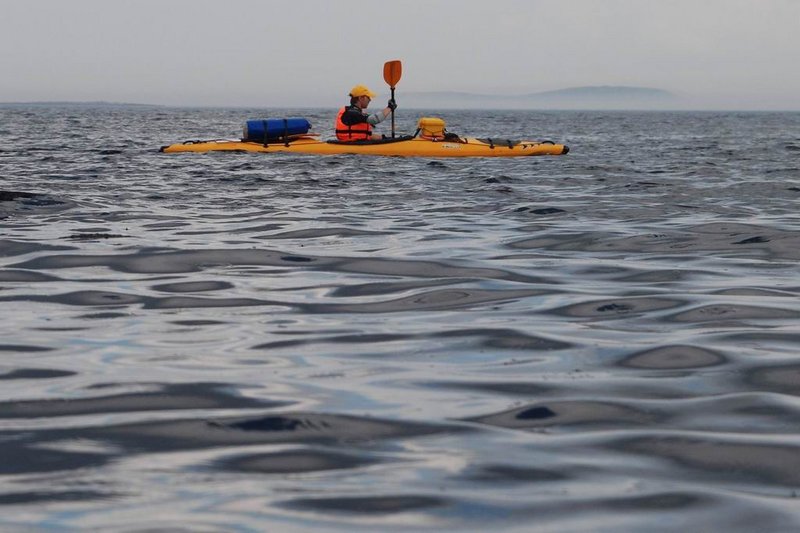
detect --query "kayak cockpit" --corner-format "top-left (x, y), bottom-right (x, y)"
top-left (326, 135), bottom-right (415, 146)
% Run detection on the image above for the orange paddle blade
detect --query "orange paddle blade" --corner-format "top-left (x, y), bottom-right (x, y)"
top-left (383, 60), bottom-right (402, 87)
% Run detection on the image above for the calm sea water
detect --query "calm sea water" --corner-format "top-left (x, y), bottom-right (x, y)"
top-left (2, 104), bottom-right (800, 532)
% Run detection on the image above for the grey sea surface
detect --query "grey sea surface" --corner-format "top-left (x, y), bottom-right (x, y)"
top-left (1, 105), bottom-right (800, 532)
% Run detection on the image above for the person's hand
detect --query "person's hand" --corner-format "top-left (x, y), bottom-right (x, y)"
top-left (387, 99), bottom-right (397, 111)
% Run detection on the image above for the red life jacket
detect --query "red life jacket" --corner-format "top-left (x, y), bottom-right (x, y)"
top-left (335, 106), bottom-right (372, 141)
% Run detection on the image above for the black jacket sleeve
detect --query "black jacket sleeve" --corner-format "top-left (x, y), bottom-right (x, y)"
top-left (340, 106), bottom-right (369, 126)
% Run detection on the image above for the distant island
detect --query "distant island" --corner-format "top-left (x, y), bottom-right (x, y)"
top-left (403, 86), bottom-right (679, 110)
top-left (1, 87), bottom-right (683, 110)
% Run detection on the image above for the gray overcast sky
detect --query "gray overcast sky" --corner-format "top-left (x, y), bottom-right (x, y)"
top-left (2, 0), bottom-right (798, 109)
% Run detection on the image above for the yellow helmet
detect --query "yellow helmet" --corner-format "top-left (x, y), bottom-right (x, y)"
top-left (349, 85), bottom-right (377, 98)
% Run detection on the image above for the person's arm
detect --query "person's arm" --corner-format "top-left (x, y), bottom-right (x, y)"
top-left (341, 105), bottom-right (393, 126)
top-left (368, 100), bottom-right (395, 125)
top-left (366, 107), bottom-right (391, 125)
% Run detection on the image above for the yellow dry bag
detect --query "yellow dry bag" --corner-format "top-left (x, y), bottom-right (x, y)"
top-left (417, 117), bottom-right (447, 140)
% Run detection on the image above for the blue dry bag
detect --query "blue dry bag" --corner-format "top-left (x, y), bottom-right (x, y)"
top-left (243, 118), bottom-right (311, 142)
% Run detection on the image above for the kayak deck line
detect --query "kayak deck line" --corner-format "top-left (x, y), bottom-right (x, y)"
top-left (160, 135), bottom-right (569, 158)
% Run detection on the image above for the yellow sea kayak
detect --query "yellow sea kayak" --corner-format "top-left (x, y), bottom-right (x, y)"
top-left (159, 135), bottom-right (569, 158)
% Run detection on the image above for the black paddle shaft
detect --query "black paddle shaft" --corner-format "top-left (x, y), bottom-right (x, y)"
top-left (391, 87), bottom-right (396, 138)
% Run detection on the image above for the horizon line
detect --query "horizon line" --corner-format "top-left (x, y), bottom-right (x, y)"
top-left (2, 100), bottom-right (799, 113)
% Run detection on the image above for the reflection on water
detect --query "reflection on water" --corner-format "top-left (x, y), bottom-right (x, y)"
top-left (1, 105), bottom-right (800, 531)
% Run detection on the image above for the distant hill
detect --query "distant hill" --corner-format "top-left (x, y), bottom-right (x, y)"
top-left (404, 86), bottom-right (679, 110)
top-left (532, 86), bottom-right (672, 100)
top-left (1, 88), bottom-right (681, 110)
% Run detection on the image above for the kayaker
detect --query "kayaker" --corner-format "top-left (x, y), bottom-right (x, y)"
top-left (335, 85), bottom-right (397, 141)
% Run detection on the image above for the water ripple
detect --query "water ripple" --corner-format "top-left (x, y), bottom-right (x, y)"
top-left (3, 106), bottom-right (800, 530)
